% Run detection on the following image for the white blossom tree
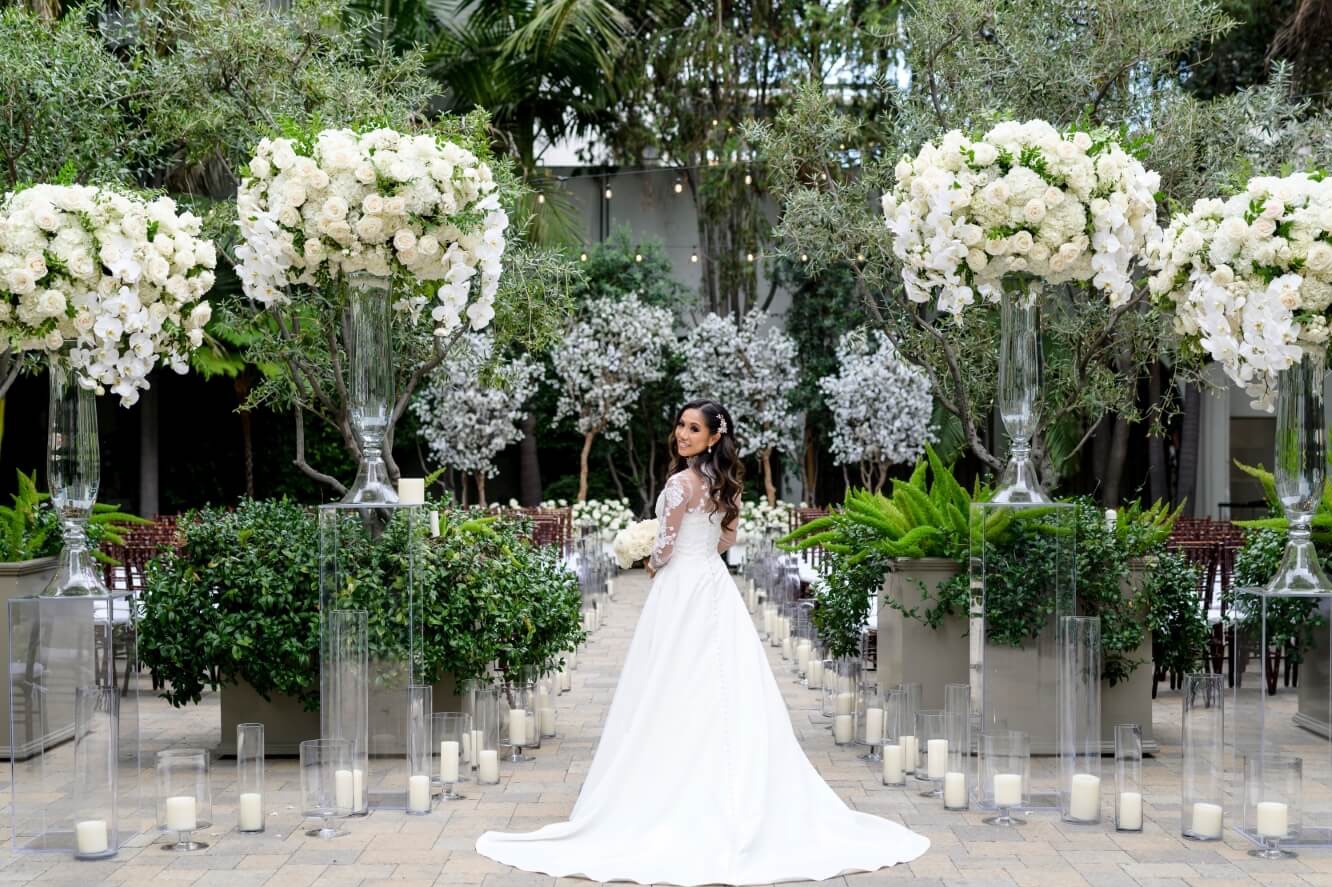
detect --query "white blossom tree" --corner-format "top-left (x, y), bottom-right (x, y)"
top-left (678, 312), bottom-right (801, 505)
top-left (819, 330), bottom-right (934, 493)
top-left (551, 294), bottom-right (676, 501)
top-left (411, 333), bottom-right (542, 506)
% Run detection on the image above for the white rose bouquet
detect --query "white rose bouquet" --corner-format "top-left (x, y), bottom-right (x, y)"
top-left (612, 518), bottom-right (659, 569)
top-left (0, 183), bottom-right (217, 404)
top-left (881, 120), bottom-right (1160, 316)
top-left (1147, 172), bottom-right (1332, 409)
top-left (234, 126), bottom-right (508, 335)
top-left (572, 498), bottom-right (635, 536)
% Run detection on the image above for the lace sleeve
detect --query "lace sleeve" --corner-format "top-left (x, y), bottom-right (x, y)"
top-left (717, 495), bottom-right (740, 554)
top-left (650, 471), bottom-right (699, 570)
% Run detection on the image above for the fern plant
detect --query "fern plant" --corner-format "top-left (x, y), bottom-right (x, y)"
top-left (0, 469), bottom-right (149, 564)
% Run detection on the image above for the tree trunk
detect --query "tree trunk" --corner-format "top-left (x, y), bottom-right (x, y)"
top-left (1176, 382), bottom-right (1202, 515)
top-left (1102, 413), bottom-right (1131, 506)
top-left (235, 372), bottom-right (255, 499)
top-left (761, 448), bottom-right (777, 505)
top-left (1148, 361), bottom-right (1169, 505)
top-left (518, 412), bottom-right (542, 506)
top-left (802, 422), bottom-right (818, 504)
top-left (476, 472), bottom-right (487, 508)
top-left (578, 431), bottom-right (596, 502)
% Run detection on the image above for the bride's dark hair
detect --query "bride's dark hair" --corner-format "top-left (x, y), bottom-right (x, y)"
top-left (666, 399), bottom-right (743, 532)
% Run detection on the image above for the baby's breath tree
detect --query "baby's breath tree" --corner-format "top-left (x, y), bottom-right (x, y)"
top-left (751, 0), bottom-right (1332, 500)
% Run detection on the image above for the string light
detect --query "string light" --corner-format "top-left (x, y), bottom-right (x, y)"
top-left (603, 185), bottom-right (613, 200)
top-left (746, 252), bottom-right (755, 262)
top-left (690, 251), bottom-right (699, 263)
top-left (856, 253), bottom-right (865, 262)
top-left (800, 253), bottom-right (808, 262)
top-left (744, 172), bottom-right (752, 186)
top-left (580, 253), bottom-right (588, 262)
top-left (537, 193), bottom-right (545, 204)
top-left (674, 178), bottom-right (684, 194)
top-left (634, 253), bottom-right (643, 263)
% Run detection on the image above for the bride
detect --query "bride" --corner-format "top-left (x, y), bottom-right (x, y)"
top-left (476, 399), bottom-right (930, 885)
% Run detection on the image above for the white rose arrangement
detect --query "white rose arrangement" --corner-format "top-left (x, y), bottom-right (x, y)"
top-left (571, 498), bottom-right (636, 538)
top-left (612, 518), bottom-right (659, 569)
top-left (881, 120), bottom-right (1160, 316)
top-left (0, 183), bottom-right (217, 405)
top-left (234, 126), bottom-right (508, 335)
top-left (737, 499), bottom-right (800, 543)
top-left (1147, 171), bottom-right (1332, 409)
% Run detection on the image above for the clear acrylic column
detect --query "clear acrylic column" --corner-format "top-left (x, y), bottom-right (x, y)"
top-left (918, 711), bottom-right (947, 799)
top-left (900, 682), bottom-right (921, 779)
top-left (326, 609), bottom-right (369, 816)
top-left (944, 682), bottom-right (970, 811)
top-left (236, 723), bottom-right (265, 833)
top-left (1182, 673), bottom-right (1225, 840)
top-left (300, 738), bottom-right (351, 839)
top-left (857, 683), bottom-right (885, 762)
top-left (981, 730), bottom-right (1029, 827)
top-left (535, 673), bottom-right (558, 740)
top-left (828, 658), bottom-right (860, 746)
top-left (156, 749), bottom-right (212, 851)
top-left (475, 686), bottom-right (501, 785)
top-left (881, 689), bottom-right (906, 787)
top-left (72, 688), bottom-right (118, 859)
top-left (1115, 724), bottom-right (1144, 833)
top-left (1060, 616), bottom-right (1101, 824)
top-left (1244, 754), bottom-right (1301, 859)
top-left (406, 685), bottom-right (433, 815)
top-left (502, 681), bottom-right (536, 763)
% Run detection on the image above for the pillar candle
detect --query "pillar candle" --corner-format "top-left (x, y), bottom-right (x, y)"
top-left (781, 637), bottom-right (792, 660)
top-left (882, 744), bottom-right (904, 784)
top-left (863, 706), bottom-right (884, 744)
top-left (478, 749), bottom-right (500, 783)
top-left (944, 771), bottom-right (967, 808)
top-left (991, 773), bottom-right (1021, 807)
top-left (429, 510), bottom-right (440, 536)
top-left (607, 577), bottom-right (616, 600)
top-left (559, 667), bottom-right (572, 692)
top-left (835, 691), bottom-right (854, 716)
top-left (353, 768), bottom-right (365, 809)
top-left (75, 819), bottom-right (108, 855)
top-left (165, 795), bottom-right (197, 831)
top-left (1256, 801), bottom-right (1288, 838)
top-left (1191, 801), bottom-right (1223, 838)
top-left (470, 730), bottom-right (484, 767)
top-left (508, 709), bottom-right (527, 747)
top-left (926, 739), bottom-right (949, 779)
top-left (900, 735), bottom-right (918, 773)
top-left (763, 608), bottom-right (774, 636)
top-left (807, 659), bottom-right (824, 689)
top-left (334, 769), bottom-right (354, 811)
top-left (838, 675), bottom-right (854, 694)
top-left (796, 640), bottom-right (812, 672)
top-left (568, 649), bottom-right (578, 670)
top-left (1069, 773), bottom-right (1101, 821)
top-left (1117, 791), bottom-right (1143, 830)
top-left (833, 714), bottom-right (853, 744)
top-left (539, 707), bottom-right (556, 736)
top-left (397, 477), bottom-right (425, 505)
top-left (238, 792), bottom-right (263, 831)
top-left (440, 741), bottom-right (460, 783)
top-left (408, 774), bottom-right (432, 813)
top-left (461, 731), bottom-right (473, 764)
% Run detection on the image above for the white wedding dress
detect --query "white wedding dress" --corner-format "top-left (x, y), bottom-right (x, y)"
top-left (475, 468), bottom-right (930, 885)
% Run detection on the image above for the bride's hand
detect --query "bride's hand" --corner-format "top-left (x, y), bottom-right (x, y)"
top-left (645, 563), bottom-right (656, 578)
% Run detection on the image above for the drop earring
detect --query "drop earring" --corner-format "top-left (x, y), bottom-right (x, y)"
top-left (707, 444), bottom-right (712, 454)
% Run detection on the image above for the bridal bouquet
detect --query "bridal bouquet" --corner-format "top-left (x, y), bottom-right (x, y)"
top-left (233, 125), bottom-right (509, 335)
top-left (612, 519), bottom-right (659, 569)
top-left (1148, 172), bottom-right (1332, 409)
top-left (881, 120), bottom-right (1160, 316)
top-left (0, 184), bottom-right (217, 404)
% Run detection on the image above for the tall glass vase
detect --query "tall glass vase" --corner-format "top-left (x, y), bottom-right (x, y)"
top-left (1266, 349), bottom-right (1330, 594)
top-left (43, 355), bottom-right (109, 597)
top-left (992, 277), bottom-right (1050, 504)
top-left (342, 272), bottom-right (398, 505)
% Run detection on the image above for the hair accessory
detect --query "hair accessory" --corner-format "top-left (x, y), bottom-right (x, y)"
top-left (717, 414), bottom-right (728, 435)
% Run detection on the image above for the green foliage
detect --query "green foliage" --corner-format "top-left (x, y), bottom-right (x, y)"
top-left (812, 521), bottom-right (888, 660)
top-left (139, 498), bottom-right (583, 708)
top-left (0, 5), bottom-right (145, 189)
top-left (571, 227), bottom-right (692, 311)
top-left (1231, 527), bottom-right (1327, 666)
top-left (1141, 551), bottom-right (1210, 678)
top-left (0, 469), bottom-right (148, 563)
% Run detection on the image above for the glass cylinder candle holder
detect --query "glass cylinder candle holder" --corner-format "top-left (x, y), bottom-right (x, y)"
top-left (475, 686), bottom-right (502, 785)
top-left (805, 648), bottom-right (825, 692)
top-left (535, 673), bottom-right (558, 739)
top-left (406, 685), bottom-right (433, 815)
top-left (981, 731), bottom-right (1029, 826)
top-left (72, 687), bottom-right (118, 859)
top-left (156, 749), bottom-right (213, 851)
top-left (433, 712), bottom-right (470, 800)
top-left (816, 659), bottom-right (835, 719)
top-left (236, 723), bottom-right (265, 834)
top-left (1182, 673), bottom-right (1225, 841)
top-left (857, 683), bottom-right (886, 761)
top-left (500, 681), bottom-right (536, 763)
top-left (828, 658), bottom-right (861, 746)
top-left (300, 738), bottom-right (352, 839)
top-left (326, 609), bottom-right (369, 817)
top-left (795, 637), bottom-right (813, 682)
top-left (944, 683), bottom-right (971, 811)
top-left (1059, 616), bottom-right (1102, 824)
top-left (881, 689), bottom-right (907, 786)
top-left (518, 669), bottom-right (543, 751)
top-left (1114, 724), bottom-right (1144, 833)
top-left (1244, 754), bottom-right (1302, 859)
top-left (917, 711), bottom-right (947, 799)
top-left (899, 683), bottom-right (922, 779)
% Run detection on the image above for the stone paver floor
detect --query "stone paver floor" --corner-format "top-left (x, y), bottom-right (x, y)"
top-left (3, 570), bottom-right (1332, 886)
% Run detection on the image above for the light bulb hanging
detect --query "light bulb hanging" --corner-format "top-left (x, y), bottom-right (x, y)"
top-left (674, 178), bottom-right (684, 194)
top-left (603, 185), bottom-right (613, 200)
top-left (580, 253), bottom-right (588, 262)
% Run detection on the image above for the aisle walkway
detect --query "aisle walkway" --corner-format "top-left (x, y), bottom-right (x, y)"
top-left (6, 571), bottom-right (1332, 885)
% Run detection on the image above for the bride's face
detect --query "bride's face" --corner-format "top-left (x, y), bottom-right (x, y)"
top-left (675, 408), bottom-right (720, 458)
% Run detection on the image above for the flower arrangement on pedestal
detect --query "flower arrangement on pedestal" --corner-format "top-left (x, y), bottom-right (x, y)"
top-left (571, 498), bottom-right (636, 540)
top-left (233, 121), bottom-right (514, 504)
top-left (880, 120), bottom-right (1160, 501)
top-left (737, 499), bottom-right (799, 544)
top-left (1149, 171), bottom-right (1332, 594)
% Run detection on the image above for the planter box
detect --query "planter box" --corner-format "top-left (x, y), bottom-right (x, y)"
top-left (218, 672), bottom-right (461, 756)
top-left (0, 557), bottom-right (62, 760)
top-left (877, 557), bottom-right (1156, 754)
